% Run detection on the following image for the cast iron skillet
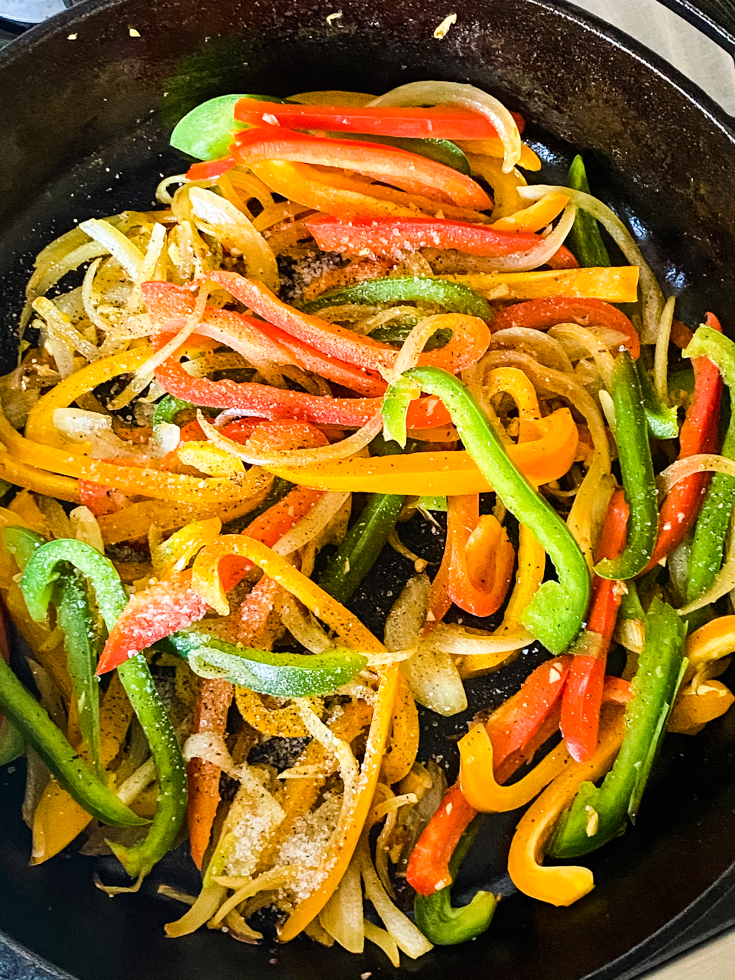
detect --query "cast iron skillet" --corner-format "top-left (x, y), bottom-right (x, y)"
top-left (2, 1), bottom-right (735, 978)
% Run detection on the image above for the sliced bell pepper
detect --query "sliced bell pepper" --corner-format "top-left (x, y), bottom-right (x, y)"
top-left (491, 297), bottom-right (640, 359)
top-left (306, 214), bottom-right (568, 260)
top-left (171, 93), bottom-right (288, 161)
top-left (506, 704), bottom-right (627, 906)
top-left (234, 99), bottom-right (507, 140)
top-left (198, 272), bottom-right (491, 378)
top-left (231, 126), bottom-right (492, 210)
top-left (383, 367), bottom-right (589, 654)
top-left (682, 323), bottom-right (735, 605)
top-left (566, 156), bottom-right (611, 268)
top-left (594, 352), bottom-right (657, 580)
top-left (491, 191), bottom-right (570, 233)
top-left (97, 484), bottom-right (324, 673)
top-left (413, 816), bottom-right (497, 945)
top-left (267, 406), bottom-right (578, 495)
top-left (300, 275), bottom-right (494, 322)
top-left (440, 266), bottom-right (639, 303)
top-left (20, 539), bottom-right (187, 881)
top-left (0, 603), bottom-right (24, 767)
top-left (560, 487), bottom-right (628, 763)
top-left (186, 157), bottom-right (237, 180)
top-left (548, 598), bottom-right (686, 858)
top-left (643, 313), bottom-right (723, 572)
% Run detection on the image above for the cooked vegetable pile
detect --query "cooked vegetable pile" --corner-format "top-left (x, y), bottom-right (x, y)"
top-left (0, 80), bottom-right (733, 963)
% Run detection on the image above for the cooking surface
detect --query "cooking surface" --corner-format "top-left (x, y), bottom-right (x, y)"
top-left (1, 1), bottom-right (735, 979)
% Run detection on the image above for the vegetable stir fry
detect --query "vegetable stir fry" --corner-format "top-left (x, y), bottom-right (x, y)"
top-left (1, 80), bottom-right (734, 963)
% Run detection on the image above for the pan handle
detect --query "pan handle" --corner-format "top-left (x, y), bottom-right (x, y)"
top-left (654, 0), bottom-right (735, 58)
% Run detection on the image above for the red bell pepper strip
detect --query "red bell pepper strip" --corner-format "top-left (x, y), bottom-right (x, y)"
top-left (491, 297), bottom-right (640, 359)
top-left (642, 312), bottom-right (723, 572)
top-left (199, 272), bottom-right (492, 378)
top-left (307, 214), bottom-right (562, 259)
top-left (186, 157), bottom-right (236, 180)
top-left (231, 126), bottom-right (492, 210)
top-left (561, 487), bottom-right (629, 764)
top-left (406, 658), bottom-right (632, 896)
top-left (97, 484), bottom-right (324, 673)
top-left (142, 282), bottom-right (387, 398)
top-left (234, 99), bottom-right (521, 141)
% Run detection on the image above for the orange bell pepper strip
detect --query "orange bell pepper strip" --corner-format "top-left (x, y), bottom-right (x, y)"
top-left (188, 533), bottom-right (400, 942)
top-left (187, 678), bottom-right (233, 870)
top-left (668, 680), bottom-right (735, 735)
top-left (97, 484), bottom-right (324, 673)
top-left (643, 312), bottom-right (723, 572)
top-left (0, 453), bottom-right (80, 503)
top-left (561, 487), bottom-right (629, 763)
top-left (445, 496), bottom-right (515, 619)
top-left (231, 126), bottom-right (493, 210)
top-left (200, 272), bottom-right (491, 378)
top-left (506, 704), bottom-right (627, 906)
top-left (440, 266), bottom-right (640, 303)
top-left (491, 297), bottom-right (640, 359)
top-left (267, 406), bottom-right (579, 494)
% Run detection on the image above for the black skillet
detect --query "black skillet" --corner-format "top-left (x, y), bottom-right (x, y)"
top-left (2, 1), bottom-right (735, 978)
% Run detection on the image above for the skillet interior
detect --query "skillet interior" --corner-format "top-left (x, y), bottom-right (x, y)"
top-left (1, 1), bottom-right (735, 978)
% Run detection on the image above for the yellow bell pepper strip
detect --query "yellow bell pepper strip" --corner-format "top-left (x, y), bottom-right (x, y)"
top-left (683, 325), bottom-right (735, 605)
top-left (20, 539), bottom-right (187, 881)
top-left (0, 408), bottom-right (262, 506)
top-left (491, 191), bottom-right (570, 233)
top-left (383, 367), bottom-right (590, 654)
top-left (594, 352), bottom-right (658, 580)
top-left (381, 670), bottom-right (420, 785)
top-left (548, 598), bottom-right (686, 859)
top-left (231, 126), bottom-right (493, 210)
top-left (506, 704), bottom-right (627, 906)
top-left (460, 724), bottom-right (572, 813)
top-left (439, 265), bottom-right (640, 302)
top-left (668, 681), bottom-right (735, 735)
top-left (0, 453), bottom-right (80, 503)
top-left (491, 297), bottom-right (640, 359)
top-left (200, 271), bottom-right (491, 378)
top-left (684, 615), bottom-right (735, 682)
top-left (31, 671), bottom-right (134, 864)
top-left (267, 406), bottom-right (578, 495)
top-left (413, 817), bottom-right (497, 945)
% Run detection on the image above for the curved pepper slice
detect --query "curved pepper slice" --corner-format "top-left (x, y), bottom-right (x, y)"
top-left (200, 271), bottom-right (491, 378)
top-left (491, 297), bottom-right (640, 359)
top-left (548, 598), bottom-right (686, 859)
top-left (231, 126), bottom-right (492, 210)
top-left (594, 352), bottom-right (657, 580)
top-left (506, 704), bottom-right (627, 906)
top-left (413, 816), bottom-right (497, 945)
top-left (382, 367), bottom-right (589, 654)
top-left (20, 539), bottom-right (188, 881)
top-left (267, 407), bottom-right (578, 495)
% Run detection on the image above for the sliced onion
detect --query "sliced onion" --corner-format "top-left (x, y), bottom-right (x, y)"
top-left (295, 700), bottom-right (359, 802)
top-left (189, 187), bottom-right (280, 291)
top-left (491, 326), bottom-right (574, 374)
top-left (654, 296), bottom-right (675, 403)
top-left (567, 454), bottom-right (617, 568)
top-left (658, 453), bottom-right (735, 493)
top-left (280, 594), bottom-right (334, 654)
top-left (53, 408), bottom-right (141, 459)
top-left (165, 881), bottom-right (228, 938)
top-left (518, 185), bottom-right (664, 342)
top-left (211, 867), bottom-right (301, 929)
top-left (32, 297), bottom-right (101, 363)
top-left (548, 323), bottom-right (615, 388)
top-left (70, 505), bottom-right (105, 553)
top-left (78, 217), bottom-right (145, 282)
top-left (116, 756), bottom-right (156, 804)
top-left (482, 203), bottom-right (577, 271)
top-left (427, 622), bottom-right (533, 656)
top-left (319, 853), bottom-right (365, 954)
top-left (369, 80), bottom-right (521, 174)
top-left (273, 491), bottom-right (351, 556)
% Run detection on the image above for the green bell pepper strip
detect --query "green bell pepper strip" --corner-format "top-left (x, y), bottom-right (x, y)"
top-left (594, 352), bottom-right (658, 580)
top-left (635, 357), bottom-right (679, 441)
top-left (19, 539), bottom-right (187, 880)
top-left (300, 275), bottom-right (494, 321)
top-left (171, 94), bottom-right (289, 161)
top-left (4, 526), bottom-right (101, 774)
top-left (567, 155), bottom-right (611, 268)
top-left (547, 597), bottom-right (685, 858)
top-left (683, 326), bottom-right (735, 605)
top-left (369, 323), bottom-right (451, 351)
top-left (413, 817), bottom-right (497, 945)
top-left (153, 394), bottom-right (195, 426)
top-left (162, 631), bottom-right (367, 696)
top-left (317, 492), bottom-right (404, 604)
top-left (382, 366), bottom-right (590, 654)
